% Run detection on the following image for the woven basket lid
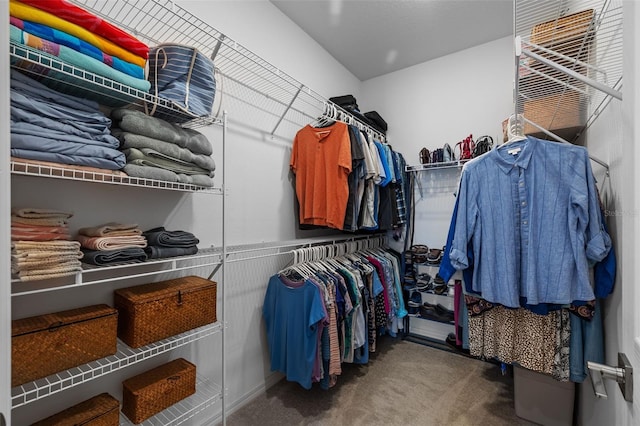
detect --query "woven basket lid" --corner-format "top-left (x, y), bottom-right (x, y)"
top-left (32, 393), bottom-right (119, 426)
top-left (122, 358), bottom-right (196, 393)
top-left (12, 304), bottom-right (117, 337)
top-left (114, 276), bottom-right (215, 304)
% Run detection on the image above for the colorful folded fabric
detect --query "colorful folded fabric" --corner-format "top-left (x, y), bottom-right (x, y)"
top-left (10, 16), bottom-right (145, 79)
top-left (11, 224), bottom-right (69, 233)
top-left (78, 222), bottom-right (142, 237)
top-left (10, 0), bottom-right (146, 66)
top-left (11, 231), bottom-right (71, 241)
top-left (11, 215), bottom-right (68, 227)
top-left (17, 0), bottom-right (149, 58)
top-left (10, 25), bottom-right (151, 93)
top-left (77, 234), bottom-right (147, 251)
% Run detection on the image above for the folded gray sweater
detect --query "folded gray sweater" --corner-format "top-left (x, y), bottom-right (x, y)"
top-left (123, 163), bottom-right (215, 187)
top-left (114, 130), bottom-right (216, 172)
top-left (111, 108), bottom-right (213, 156)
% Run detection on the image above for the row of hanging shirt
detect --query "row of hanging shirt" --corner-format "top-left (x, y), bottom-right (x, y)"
top-left (290, 109), bottom-right (408, 232)
top-left (262, 241), bottom-right (407, 389)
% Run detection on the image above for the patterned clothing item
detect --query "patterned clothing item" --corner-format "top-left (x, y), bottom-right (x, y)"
top-left (468, 306), bottom-right (559, 375)
top-left (553, 309), bottom-right (571, 381)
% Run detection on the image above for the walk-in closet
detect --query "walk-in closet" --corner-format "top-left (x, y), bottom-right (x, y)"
top-left (0, 0), bottom-right (637, 425)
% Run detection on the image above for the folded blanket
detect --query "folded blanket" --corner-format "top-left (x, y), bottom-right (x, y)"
top-left (11, 224), bottom-right (69, 233)
top-left (13, 208), bottom-right (73, 220)
top-left (12, 250), bottom-right (83, 260)
top-left (12, 240), bottom-right (81, 251)
top-left (79, 222), bottom-right (142, 237)
top-left (11, 69), bottom-right (109, 123)
top-left (124, 148), bottom-right (213, 176)
top-left (115, 131), bottom-right (215, 171)
top-left (18, 0), bottom-right (149, 58)
top-left (145, 245), bottom-right (199, 260)
top-left (10, 17), bottom-right (144, 79)
top-left (143, 227), bottom-right (199, 248)
top-left (11, 231), bottom-right (71, 241)
top-left (10, 0), bottom-right (146, 66)
top-left (12, 255), bottom-right (83, 270)
top-left (77, 234), bottom-right (147, 251)
top-left (122, 164), bottom-right (215, 187)
top-left (14, 261), bottom-right (83, 280)
top-left (111, 109), bottom-right (213, 156)
top-left (11, 156), bottom-right (128, 178)
top-left (10, 25), bottom-right (150, 92)
top-left (81, 247), bottom-right (148, 266)
top-left (11, 215), bottom-right (68, 227)
top-left (14, 269), bottom-right (82, 281)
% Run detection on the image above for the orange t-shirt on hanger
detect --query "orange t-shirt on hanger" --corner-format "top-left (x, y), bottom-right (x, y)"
top-left (290, 122), bottom-right (352, 229)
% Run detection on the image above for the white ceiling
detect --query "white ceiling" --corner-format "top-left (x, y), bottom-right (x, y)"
top-left (270, 0), bottom-right (514, 81)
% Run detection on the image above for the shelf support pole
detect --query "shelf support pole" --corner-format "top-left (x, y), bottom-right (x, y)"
top-left (271, 84), bottom-right (304, 135)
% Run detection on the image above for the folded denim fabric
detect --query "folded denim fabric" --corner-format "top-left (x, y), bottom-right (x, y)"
top-left (78, 222), bottom-right (142, 237)
top-left (145, 245), bottom-right (198, 259)
top-left (81, 247), bottom-right (148, 266)
top-left (124, 148), bottom-right (212, 176)
top-left (77, 234), bottom-right (147, 250)
top-left (115, 130), bottom-right (215, 171)
top-left (143, 227), bottom-right (199, 248)
top-left (12, 120), bottom-right (120, 149)
top-left (122, 164), bottom-right (214, 187)
top-left (111, 109), bottom-right (213, 156)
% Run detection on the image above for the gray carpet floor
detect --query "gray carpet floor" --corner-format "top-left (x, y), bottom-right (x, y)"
top-left (227, 338), bottom-right (537, 426)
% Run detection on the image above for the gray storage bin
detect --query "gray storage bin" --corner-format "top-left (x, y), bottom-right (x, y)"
top-left (514, 365), bottom-right (575, 426)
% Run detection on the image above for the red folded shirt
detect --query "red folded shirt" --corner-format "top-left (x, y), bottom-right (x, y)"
top-left (18, 0), bottom-right (149, 59)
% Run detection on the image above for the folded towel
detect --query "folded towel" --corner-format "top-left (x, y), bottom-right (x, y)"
top-left (11, 231), bottom-right (71, 241)
top-left (77, 234), bottom-right (147, 251)
top-left (14, 270), bottom-right (82, 281)
top-left (111, 109), bottom-right (213, 156)
top-left (78, 222), bottom-right (142, 237)
top-left (14, 261), bottom-right (83, 280)
top-left (12, 250), bottom-right (83, 261)
top-left (12, 208), bottom-right (73, 220)
top-left (81, 247), bottom-right (148, 266)
top-left (11, 224), bottom-right (69, 233)
top-left (124, 147), bottom-right (213, 176)
top-left (12, 255), bottom-right (83, 271)
top-left (145, 245), bottom-right (199, 259)
top-left (10, 25), bottom-right (150, 92)
top-left (10, 1), bottom-right (146, 66)
top-left (122, 163), bottom-right (215, 188)
top-left (18, 0), bottom-right (149, 58)
top-left (143, 227), bottom-right (199, 248)
top-left (12, 240), bottom-right (81, 251)
top-left (10, 17), bottom-right (145, 79)
top-left (115, 131), bottom-right (215, 171)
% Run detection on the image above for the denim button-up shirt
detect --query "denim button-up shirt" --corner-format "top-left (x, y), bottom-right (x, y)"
top-left (450, 137), bottom-right (611, 307)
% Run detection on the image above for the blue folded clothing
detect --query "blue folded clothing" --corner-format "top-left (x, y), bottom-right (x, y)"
top-left (81, 247), bottom-right (148, 265)
top-left (143, 227), bottom-right (199, 248)
top-left (145, 245), bottom-right (198, 259)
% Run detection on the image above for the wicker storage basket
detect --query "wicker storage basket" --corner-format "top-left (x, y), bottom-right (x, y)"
top-left (531, 9), bottom-right (595, 55)
top-left (12, 304), bottom-right (118, 387)
top-left (122, 358), bottom-right (196, 424)
top-left (524, 91), bottom-right (584, 135)
top-left (114, 276), bottom-right (216, 348)
top-left (31, 393), bottom-right (120, 426)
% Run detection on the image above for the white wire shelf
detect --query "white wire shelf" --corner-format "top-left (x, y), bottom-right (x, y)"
top-left (10, 160), bottom-right (223, 194)
top-left (119, 376), bottom-right (221, 426)
top-left (11, 247), bottom-right (223, 296)
top-left (405, 159), bottom-right (470, 172)
top-left (71, 0), bottom-right (386, 140)
top-left (515, 0), bottom-right (623, 143)
top-left (9, 42), bottom-right (222, 129)
top-left (11, 322), bottom-right (222, 408)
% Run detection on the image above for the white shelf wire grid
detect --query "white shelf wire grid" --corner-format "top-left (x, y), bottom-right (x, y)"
top-left (119, 376), bottom-right (221, 426)
top-left (9, 43), bottom-right (221, 129)
top-left (405, 159), bottom-right (471, 173)
top-left (11, 247), bottom-right (223, 296)
top-left (70, 0), bottom-right (386, 141)
top-left (10, 160), bottom-right (223, 194)
top-left (515, 0), bottom-right (623, 142)
top-left (11, 323), bottom-right (222, 409)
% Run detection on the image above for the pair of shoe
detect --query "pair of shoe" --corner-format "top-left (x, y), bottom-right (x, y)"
top-left (410, 245), bottom-right (429, 264)
top-left (415, 273), bottom-right (432, 291)
top-left (426, 247), bottom-right (445, 265)
top-left (407, 291), bottom-right (422, 315)
top-left (419, 302), bottom-right (454, 323)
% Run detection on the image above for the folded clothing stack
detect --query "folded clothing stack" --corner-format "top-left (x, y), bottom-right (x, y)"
top-left (9, 0), bottom-right (150, 99)
top-left (77, 222), bottom-right (148, 266)
top-left (143, 227), bottom-right (200, 259)
top-left (11, 208), bottom-right (83, 281)
top-left (111, 108), bottom-right (216, 187)
top-left (10, 70), bottom-right (126, 170)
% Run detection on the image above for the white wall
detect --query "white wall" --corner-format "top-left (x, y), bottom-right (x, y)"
top-left (361, 36), bottom-right (513, 248)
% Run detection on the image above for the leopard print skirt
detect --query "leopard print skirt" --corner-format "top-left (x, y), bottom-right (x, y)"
top-left (468, 306), bottom-right (570, 381)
